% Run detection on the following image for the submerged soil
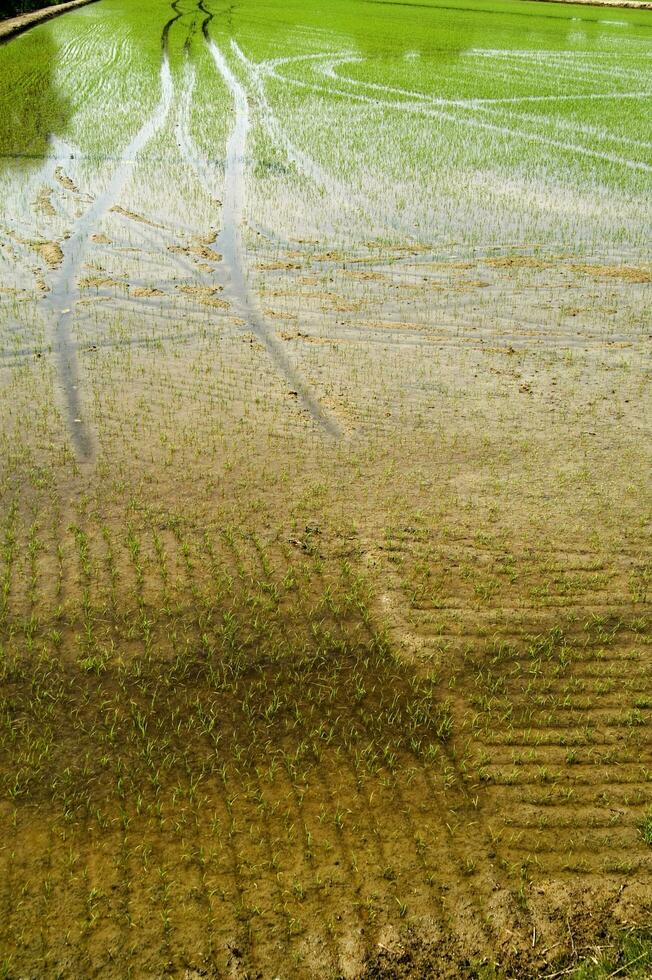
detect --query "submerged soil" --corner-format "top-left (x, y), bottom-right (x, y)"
top-left (0, 335), bottom-right (649, 977)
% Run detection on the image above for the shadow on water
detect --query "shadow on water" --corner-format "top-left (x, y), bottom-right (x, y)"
top-left (0, 32), bottom-right (96, 457)
top-left (1, 7), bottom-right (182, 464)
top-left (48, 1), bottom-right (186, 462)
top-left (0, 27), bottom-right (94, 460)
top-left (44, 63), bottom-right (174, 463)
top-left (0, 30), bottom-right (72, 172)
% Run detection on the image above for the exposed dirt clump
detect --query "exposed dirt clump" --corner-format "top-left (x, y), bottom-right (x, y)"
top-left (256, 260), bottom-right (302, 271)
top-left (110, 205), bottom-right (163, 228)
top-left (176, 284), bottom-right (223, 298)
top-left (33, 187), bottom-right (56, 217)
top-left (33, 240), bottom-right (63, 268)
top-left (79, 275), bottom-right (124, 289)
top-left (31, 268), bottom-right (49, 292)
top-left (485, 255), bottom-right (552, 270)
top-left (572, 263), bottom-right (652, 283)
top-left (168, 243), bottom-right (223, 263)
top-left (200, 296), bottom-right (230, 309)
top-left (345, 270), bottom-right (388, 282)
top-left (54, 167), bottom-right (79, 193)
top-left (131, 286), bottom-right (164, 297)
top-left (264, 308), bottom-right (298, 320)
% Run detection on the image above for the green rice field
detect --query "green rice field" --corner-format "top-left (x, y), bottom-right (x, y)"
top-left (0, 0), bottom-right (651, 975)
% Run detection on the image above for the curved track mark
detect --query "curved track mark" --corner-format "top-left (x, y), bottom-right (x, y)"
top-left (204, 29), bottom-right (341, 437)
top-left (46, 4), bottom-right (181, 461)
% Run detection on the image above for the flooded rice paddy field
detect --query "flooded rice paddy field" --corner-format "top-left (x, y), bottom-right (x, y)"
top-left (0, 0), bottom-right (651, 975)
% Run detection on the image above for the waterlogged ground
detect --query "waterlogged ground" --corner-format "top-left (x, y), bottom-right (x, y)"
top-left (0, 0), bottom-right (651, 976)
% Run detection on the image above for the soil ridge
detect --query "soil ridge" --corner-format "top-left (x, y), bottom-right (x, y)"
top-left (0, 0), bottom-right (99, 43)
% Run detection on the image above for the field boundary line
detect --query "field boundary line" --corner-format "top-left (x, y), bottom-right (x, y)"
top-left (0, 0), bottom-right (100, 44)
top-left (532, 0), bottom-right (652, 10)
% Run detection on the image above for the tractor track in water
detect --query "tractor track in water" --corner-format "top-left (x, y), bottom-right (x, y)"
top-left (201, 15), bottom-right (341, 437)
top-left (44, 0), bottom-right (181, 462)
top-left (232, 44), bottom-right (388, 240)
top-left (45, 0), bottom-right (339, 457)
top-left (267, 69), bottom-right (652, 174)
